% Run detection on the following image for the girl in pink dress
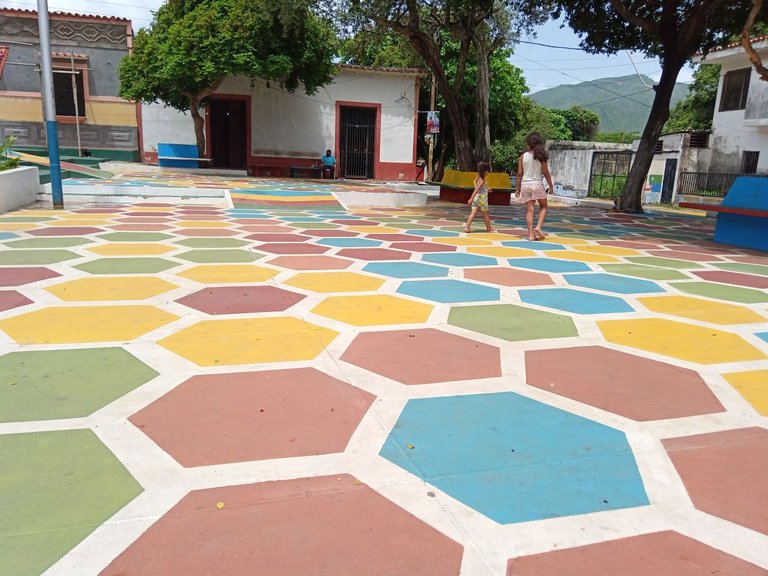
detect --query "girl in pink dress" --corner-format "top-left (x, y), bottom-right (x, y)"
top-left (515, 132), bottom-right (554, 241)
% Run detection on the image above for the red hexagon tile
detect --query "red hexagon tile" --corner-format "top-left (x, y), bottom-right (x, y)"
top-left (464, 267), bottom-right (554, 287)
top-left (176, 286), bottom-right (305, 314)
top-left (101, 475), bottom-right (463, 575)
top-left (341, 328), bottom-right (501, 384)
top-left (129, 369), bottom-right (373, 466)
top-left (525, 346), bottom-right (725, 421)
top-left (0, 267), bottom-right (60, 286)
top-left (0, 291), bottom-right (34, 312)
top-left (663, 427), bottom-right (768, 535)
top-left (267, 255), bottom-right (353, 270)
top-left (507, 531), bottom-right (766, 575)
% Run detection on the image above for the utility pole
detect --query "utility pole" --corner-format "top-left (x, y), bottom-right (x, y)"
top-left (426, 73), bottom-right (436, 182)
top-left (36, 0), bottom-right (64, 207)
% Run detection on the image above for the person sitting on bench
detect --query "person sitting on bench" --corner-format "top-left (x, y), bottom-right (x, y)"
top-left (321, 149), bottom-right (336, 179)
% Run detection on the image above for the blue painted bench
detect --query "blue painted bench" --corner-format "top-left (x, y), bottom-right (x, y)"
top-left (679, 175), bottom-right (768, 252)
top-left (157, 143), bottom-right (212, 168)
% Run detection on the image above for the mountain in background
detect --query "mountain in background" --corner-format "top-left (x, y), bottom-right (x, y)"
top-left (530, 74), bottom-right (689, 134)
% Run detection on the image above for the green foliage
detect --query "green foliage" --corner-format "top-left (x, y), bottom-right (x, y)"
top-left (664, 64), bottom-right (720, 132)
top-left (119, 0), bottom-right (337, 111)
top-left (0, 135), bottom-right (21, 172)
top-left (590, 174), bottom-right (626, 198)
top-left (339, 30), bottom-right (422, 69)
top-left (489, 140), bottom-right (519, 173)
top-left (593, 131), bottom-right (639, 143)
top-left (559, 106), bottom-right (600, 140)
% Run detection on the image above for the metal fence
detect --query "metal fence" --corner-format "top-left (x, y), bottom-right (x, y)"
top-left (588, 152), bottom-right (633, 199)
top-left (676, 172), bottom-right (742, 197)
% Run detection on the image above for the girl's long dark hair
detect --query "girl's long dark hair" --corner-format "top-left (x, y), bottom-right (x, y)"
top-left (525, 132), bottom-right (549, 162)
top-left (477, 161), bottom-right (490, 178)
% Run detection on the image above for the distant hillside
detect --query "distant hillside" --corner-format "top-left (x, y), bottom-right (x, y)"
top-left (530, 74), bottom-right (689, 134)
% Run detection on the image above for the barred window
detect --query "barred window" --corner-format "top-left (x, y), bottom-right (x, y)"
top-left (53, 69), bottom-right (86, 117)
top-left (741, 151), bottom-right (759, 174)
top-left (719, 68), bottom-right (750, 112)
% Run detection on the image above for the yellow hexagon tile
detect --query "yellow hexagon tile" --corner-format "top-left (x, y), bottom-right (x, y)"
top-left (0, 305), bottom-right (179, 344)
top-left (639, 295), bottom-right (766, 325)
top-left (573, 245), bottom-right (639, 256)
top-left (541, 236), bottom-right (589, 245)
top-left (174, 221), bottom-right (230, 228)
top-left (87, 243), bottom-right (176, 256)
top-left (46, 277), bottom-right (179, 301)
top-left (312, 294), bottom-right (433, 326)
top-left (158, 317), bottom-right (337, 366)
top-left (433, 237), bottom-right (493, 246)
top-left (467, 232), bottom-right (521, 241)
top-left (0, 222), bottom-right (39, 231)
top-left (347, 226), bottom-right (401, 234)
top-left (467, 246), bottom-right (535, 258)
top-left (544, 251), bottom-right (618, 263)
top-left (598, 318), bottom-right (767, 365)
top-left (59, 212), bottom-right (116, 220)
top-left (723, 370), bottom-right (768, 415)
top-left (177, 264), bottom-right (279, 284)
top-left (285, 272), bottom-right (385, 293)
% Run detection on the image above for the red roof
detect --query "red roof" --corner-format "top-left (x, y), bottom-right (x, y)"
top-left (338, 63), bottom-right (427, 76)
top-left (0, 7), bottom-right (131, 24)
top-left (706, 35), bottom-right (768, 54)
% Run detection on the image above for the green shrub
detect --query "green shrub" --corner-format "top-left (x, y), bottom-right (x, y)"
top-left (0, 135), bottom-right (21, 171)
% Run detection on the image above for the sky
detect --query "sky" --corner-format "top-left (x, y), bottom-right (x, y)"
top-left (3, 0), bottom-right (696, 94)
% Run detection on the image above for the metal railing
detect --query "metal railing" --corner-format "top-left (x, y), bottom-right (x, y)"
top-left (676, 172), bottom-right (742, 197)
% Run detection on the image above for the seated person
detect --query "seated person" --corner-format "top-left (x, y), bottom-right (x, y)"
top-left (321, 149), bottom-right (336, 178)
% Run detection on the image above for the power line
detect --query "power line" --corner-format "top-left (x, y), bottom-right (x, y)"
top-left (517, 40), bottom-right (584, 51)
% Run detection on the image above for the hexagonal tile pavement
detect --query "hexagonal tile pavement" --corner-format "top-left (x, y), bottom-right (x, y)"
top-left (341, 328), bottom-right (501, 384)
top-left (45, 277), bottom-right (179, 301)
top-left (316, 237), bottom-right (382, 247)
top-left (722, 370), bottom-right (768, 416)
top-left (508, 257), bottom-right (591, 273)
top-left (175, 249), bottom-right (262, 263)
top-left (598, 263), bottom-right (689, 280)
top-left (397, 279), bottom-right (500, 303)
top-left (627, 256), bottom-right (703, 269)
top-left (448, 304), bottom-right (577, 342)
top-left (639, 295), bottom-right (765, 325)
top-left (97, 232), bottom-right (173, 242)
top-left (0, 290), bottom-right (33, 312)
top-left (520, 288), bottom-right (634, 314)
top-left (130, 368), bottom-right (374, 466)
top-left (0, 305), bottom-right (178, 344)
top-left (507, 531), bottom-right (767, 575)
top-left (4, 237), bottom-right (93, 248)
top-left (526, 346), bottom-right (724, 421)
top-left (563, 273), bottom-right (664, 294)
top-left (0, 249), bottom-right (81, 265)
top-left (663, 427), bottom-right (768, 535)
top-left (598, 318), bottom-right (767, 364)
top-left (158, 317), bottom-right (337, 366)
top-left (75, 257), bottom-right (180, 275)
top-left (1, 430), bottom-right (142, 576)
top-left (312, 295), bottom-right (433, 326)
top-left (362, 262), bottom-right (449, 278)
top-left (176, 285), bottom-right (305, 314)
top-left (100, 475), bottom-right (463, 575)
top-left (0, 348), bottom-right (158, 422)
top-left (284, 271), bottom-right (384, 293)
top-left (464, 267), bottom-right (554, 287)
top-left (694, 270), bottom-right (768, 289)
top-left (0, 266), bottom-right (60, 286)
top-left (670, 281), bottom-right (768, 304)
top-left (267, 255), bottom-right (353, 270)
top-left (336, 248), bottom-right (411, 261)
top-left (27, 226), bottom-right (103, 236)
top-left (174, 238), bottom-right (250, 248)
top-left (421, 253), bottom-right (497, 267)
top-left (380, 392), bottom-right (648, 524)
top-left (87, 243), bottom-right (175, 255)
top-left (177, 264), bottom-right (278, 283)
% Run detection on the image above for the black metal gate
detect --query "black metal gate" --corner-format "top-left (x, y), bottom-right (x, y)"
top-left (588, 152), bottom-right (633, 199)
top-left (339, 106), bottom-right (376, 179)
top-left (661, 158), bottom-right (677, 203)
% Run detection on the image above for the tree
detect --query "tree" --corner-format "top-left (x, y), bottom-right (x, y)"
top-left (559, 106), bottom-right (600, 141)
top-left (119, 0), bottom-right (336, 156)
top-left (344, 0), bottom-right (551, 170)
top-left (664, 64), bottom-right (720, 132)
top-left (553, 0), bottom-right (766, 212)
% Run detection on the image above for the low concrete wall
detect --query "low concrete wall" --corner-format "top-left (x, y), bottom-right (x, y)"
top-left (0, 166), bottom-right (39, 213)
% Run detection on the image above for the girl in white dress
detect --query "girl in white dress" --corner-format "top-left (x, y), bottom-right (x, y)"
top-left (515, 132), bottom-right (554, 241)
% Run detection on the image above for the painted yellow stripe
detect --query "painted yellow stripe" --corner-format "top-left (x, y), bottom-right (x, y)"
top-left (230, 194), bottom-right (333, 202)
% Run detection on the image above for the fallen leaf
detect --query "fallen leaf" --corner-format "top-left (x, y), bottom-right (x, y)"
top-left (216, 502), bottom-right (225, 510)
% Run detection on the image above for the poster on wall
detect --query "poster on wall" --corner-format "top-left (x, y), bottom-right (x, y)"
top-left (426, 111), bottom-right (440, 134)
top-left (0, 47), bottom-right (8, 79)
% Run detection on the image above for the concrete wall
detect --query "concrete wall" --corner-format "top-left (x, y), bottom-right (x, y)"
top-left (703, 41), bottom-right (768, 174)
top-left (547, 141), bottom-right (633, 197)
top-left (0, 166), bottom-right (39, 213)
top-left (141, 68), bottom-right (420, 179)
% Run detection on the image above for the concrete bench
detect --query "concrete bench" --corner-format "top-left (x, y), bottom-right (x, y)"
top-left (679, 175), bottom-right (768, 252)
top-left (428, 169), bottom-right (514, 205)
top-left (289, 165), bottom-right (321, 178)
top-left (157, 143), bottom-right (212, 168)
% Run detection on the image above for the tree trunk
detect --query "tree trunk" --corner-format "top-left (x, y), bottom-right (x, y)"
top-left (619, 60), bottom-right (685, 212)
top-left (188, 96), bottom-right (206, 158)
top-left (474, 41), bottom-right (491, 164)
top-left (432, 68), bottom-right (474, 170)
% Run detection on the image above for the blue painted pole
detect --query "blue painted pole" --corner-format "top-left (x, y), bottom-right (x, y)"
top-left (36, 0), bottom-right (63, 208)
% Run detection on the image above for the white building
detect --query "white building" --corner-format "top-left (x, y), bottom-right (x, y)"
top-left (140, 64), bottom-right (423, 180)
top-left (701, 36), bottom-right (768, 174)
